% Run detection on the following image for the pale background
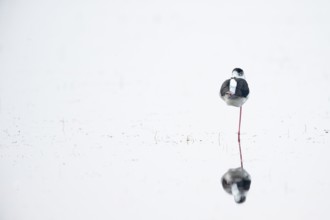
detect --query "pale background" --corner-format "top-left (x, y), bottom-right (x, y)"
top-left (1, 0), bottom-right (330, 219)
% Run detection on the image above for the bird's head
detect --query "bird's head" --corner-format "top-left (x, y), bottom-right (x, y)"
top-left (232, 68), bottom-right (245, 79)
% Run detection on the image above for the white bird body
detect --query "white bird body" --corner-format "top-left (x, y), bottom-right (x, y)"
top-left (221, 94), bottom-right (248, 107)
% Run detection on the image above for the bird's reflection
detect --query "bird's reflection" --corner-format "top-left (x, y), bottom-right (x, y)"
top-left (221, 167), bottom-right (251, 204)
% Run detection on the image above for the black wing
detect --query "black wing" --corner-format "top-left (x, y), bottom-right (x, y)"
top-left (236, 78), bottom-right (250, 97)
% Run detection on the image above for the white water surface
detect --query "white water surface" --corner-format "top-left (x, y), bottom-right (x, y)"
top-left (1, 0), bottom-right (330, 219)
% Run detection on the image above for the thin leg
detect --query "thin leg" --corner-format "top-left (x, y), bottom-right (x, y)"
top-left (238, 107), bottom-right (242, 142)
top-left (238, 107), bottom-right (243, 168)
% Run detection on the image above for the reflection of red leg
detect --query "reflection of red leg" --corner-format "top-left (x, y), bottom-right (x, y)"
top-left (238, 107), bottom-right (243, 168)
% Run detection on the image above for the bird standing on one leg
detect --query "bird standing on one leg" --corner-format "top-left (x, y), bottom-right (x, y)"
top-left (220, 68), bottom-right (250, 168)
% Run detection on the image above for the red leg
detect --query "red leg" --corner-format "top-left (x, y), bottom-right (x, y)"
top-left (238, 107), bottom-right (243, 168)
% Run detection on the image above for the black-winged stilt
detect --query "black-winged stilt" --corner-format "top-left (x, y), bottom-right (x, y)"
top-left (220, 68), bottom-right (250, 168)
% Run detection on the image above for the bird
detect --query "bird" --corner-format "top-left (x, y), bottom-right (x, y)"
top-left (219, 68), bottom-right (250, 167)
top-left (220, 68), bottom-right (250, 108)
top-left (221, 167), bottom-right (251, 203)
